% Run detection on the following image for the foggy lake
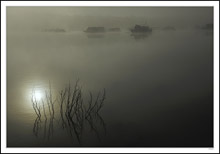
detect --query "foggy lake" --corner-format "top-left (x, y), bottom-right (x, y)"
top-left (7, 7), bottom-right (213, 147)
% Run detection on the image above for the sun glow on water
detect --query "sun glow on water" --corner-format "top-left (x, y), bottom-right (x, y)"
top-left (32, 90), bottom-right (44, 101)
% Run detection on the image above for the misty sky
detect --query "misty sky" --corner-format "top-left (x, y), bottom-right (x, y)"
top-left (7, 7), bottom-right (213, 31)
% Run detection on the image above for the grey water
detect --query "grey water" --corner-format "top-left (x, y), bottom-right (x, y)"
top-left (7, 29), bottom-right (213, 147)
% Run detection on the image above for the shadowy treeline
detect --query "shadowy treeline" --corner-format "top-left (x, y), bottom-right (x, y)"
top-left (31, 80), bottom-right (106, 145)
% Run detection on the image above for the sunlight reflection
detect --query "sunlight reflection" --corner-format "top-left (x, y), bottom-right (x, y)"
top-left (32, 90), bottom-right (43, 101)
top-left (24, 79), bottom-right (48, 107)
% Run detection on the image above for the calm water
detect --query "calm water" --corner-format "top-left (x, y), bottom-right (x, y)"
top-left (7, 30), bottom-right (213, 147)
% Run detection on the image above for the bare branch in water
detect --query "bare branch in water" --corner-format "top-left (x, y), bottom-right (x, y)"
top-left (31, 80), bottom-right (107, 144)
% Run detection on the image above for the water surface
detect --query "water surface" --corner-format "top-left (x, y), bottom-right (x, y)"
top-left (7, 30), bottom-right (213, 147)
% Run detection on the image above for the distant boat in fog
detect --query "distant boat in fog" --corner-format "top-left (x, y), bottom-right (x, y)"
top-left (84, 27), bottom-right (105, 33)
top-left (130, 25), bottom-right (152, 33)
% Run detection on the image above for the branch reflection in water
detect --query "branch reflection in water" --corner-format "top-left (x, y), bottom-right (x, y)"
top-left (31, 80), bottom-right (107, 145)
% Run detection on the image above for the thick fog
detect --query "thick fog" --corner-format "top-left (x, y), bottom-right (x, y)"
top-left (7, 7), bottom-right (213, 31)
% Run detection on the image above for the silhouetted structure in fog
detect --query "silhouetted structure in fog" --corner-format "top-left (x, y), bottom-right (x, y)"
top-left (84, 27), bottom-right (105, 33)
top-left (131, 25), bottom-right (152, 33)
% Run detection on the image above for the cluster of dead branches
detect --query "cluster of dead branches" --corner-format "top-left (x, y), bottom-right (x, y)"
top-left (59, 80), bottom-right (106, 144)
top-left (31, 80), bottom-right (107, 144)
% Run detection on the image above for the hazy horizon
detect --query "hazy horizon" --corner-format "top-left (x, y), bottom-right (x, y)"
top-left (7, 7), bottom-right (213, 31)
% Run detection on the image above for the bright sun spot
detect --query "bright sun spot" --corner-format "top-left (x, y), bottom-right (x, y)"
top-left (33, 90), bottom-right (43, 101)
